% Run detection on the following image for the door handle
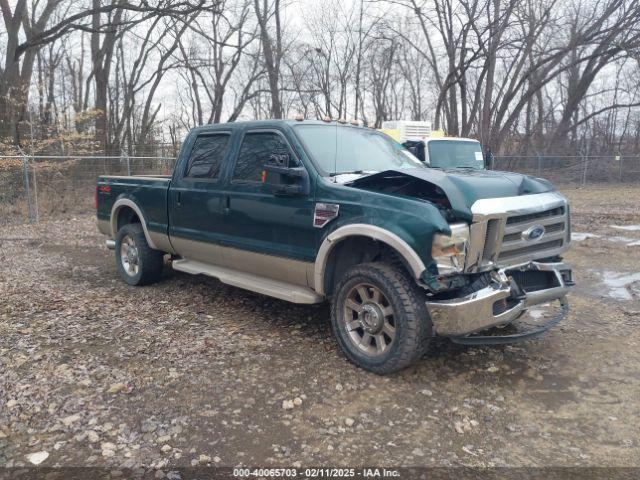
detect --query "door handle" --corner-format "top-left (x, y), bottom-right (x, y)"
top-left (176, 191), bottom-right (181, 206)
top-left (223, 195), bottom-right (230, 215)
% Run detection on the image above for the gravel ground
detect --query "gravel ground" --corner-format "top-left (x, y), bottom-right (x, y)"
top-left (1, 185), bottom-right (639, 473)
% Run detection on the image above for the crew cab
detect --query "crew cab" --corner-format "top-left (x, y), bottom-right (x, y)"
top-left (97, 120), bottom-right (573, 374)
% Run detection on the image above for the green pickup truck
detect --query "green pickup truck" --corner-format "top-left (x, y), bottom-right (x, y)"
top-left (97, 120), bottom-right (573, 373)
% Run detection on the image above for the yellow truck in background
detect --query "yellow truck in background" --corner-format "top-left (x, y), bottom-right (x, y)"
top-left (380, 120), bottom-right (489, 170)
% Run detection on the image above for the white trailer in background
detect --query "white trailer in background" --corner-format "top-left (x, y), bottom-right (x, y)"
top-left (380, 120), bottom-right (432, 142)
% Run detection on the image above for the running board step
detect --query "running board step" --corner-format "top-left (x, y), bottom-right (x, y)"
top-left (171, 259), bottom-right (324, 304)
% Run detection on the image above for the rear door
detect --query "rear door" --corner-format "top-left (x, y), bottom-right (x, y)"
top-left (219, 128), bottom-right (317, 284)
top-left (168, 130), bottom-right (234, 265)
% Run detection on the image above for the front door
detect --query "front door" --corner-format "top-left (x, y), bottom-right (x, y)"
top-left (220, 129), bottom-right (316, 285)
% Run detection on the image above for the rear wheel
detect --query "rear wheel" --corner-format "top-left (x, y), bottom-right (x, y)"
top-left (331, 262), bottom-right (432, 374)
top-left (115, 223), bottom-right (164, 286)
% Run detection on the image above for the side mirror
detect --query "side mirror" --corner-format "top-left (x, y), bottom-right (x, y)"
top-left (262, 153), bottom-right (310, 196)
top-left (402, 141), bottom-right (425, 162)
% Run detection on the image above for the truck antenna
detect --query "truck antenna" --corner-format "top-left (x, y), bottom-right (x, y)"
top-left (333, 118), bottom-right (338, 182)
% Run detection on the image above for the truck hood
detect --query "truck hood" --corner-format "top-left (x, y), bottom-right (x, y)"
top-left (348, 167), bottom-right (555, 221)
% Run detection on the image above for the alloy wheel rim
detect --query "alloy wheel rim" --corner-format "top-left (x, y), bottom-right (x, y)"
top-left (120, 235), bottom-right (139, 276)
top-left (343, 283), bottom-right (396, 357)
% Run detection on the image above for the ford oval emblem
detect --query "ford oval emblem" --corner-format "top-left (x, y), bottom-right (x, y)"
top-left (522, 225), bottom-right (546, 242)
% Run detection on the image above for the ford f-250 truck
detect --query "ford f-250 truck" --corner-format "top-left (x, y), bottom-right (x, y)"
top-left (97, 119), bottom-right (573, 374)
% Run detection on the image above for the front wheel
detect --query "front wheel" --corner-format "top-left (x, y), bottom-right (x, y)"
top-left (330, 262), bottom-right (432, 374)
top-left (115, 223), bottom-right (164, 286)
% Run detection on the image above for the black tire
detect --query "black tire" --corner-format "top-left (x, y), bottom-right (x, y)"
top-left (115, 223), bottom-right (164, 286)
top-left (330, 262), bottom-right (432, 374)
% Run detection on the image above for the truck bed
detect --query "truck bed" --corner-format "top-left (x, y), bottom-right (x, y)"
top-left (96, 175), bottom-right (172, 246)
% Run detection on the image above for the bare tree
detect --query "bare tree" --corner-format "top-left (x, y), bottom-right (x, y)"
top-left (0, 0), bottom-right (218, 144)
top-left (0, 0), bottom-right (58, 141)
top-left (90, 0), bottom-right (126, 151)
top-left (177, 0), bottom-right (260, 125)
top-left (253, 0), bottom-right (284, 118)
top-left (4, 0), bottom-right (640, 157)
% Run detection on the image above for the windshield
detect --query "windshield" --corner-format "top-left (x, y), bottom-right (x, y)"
top-left (427, 140), bottom-right (484, 170)
top-left (294, 124), bottom-right (423, 176)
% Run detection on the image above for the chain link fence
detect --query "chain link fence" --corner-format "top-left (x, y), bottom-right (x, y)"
top-left (1, 153), bottom-right (639, 225)
top-left (493, 155), bottom-right (640, 185)
top-left (0, 154), bottom-right (176, 225)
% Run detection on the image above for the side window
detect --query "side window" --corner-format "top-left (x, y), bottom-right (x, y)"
top-left (233, 131), bottom-right (295, 182)
top-left (185, 134), bottom-right (230, 179)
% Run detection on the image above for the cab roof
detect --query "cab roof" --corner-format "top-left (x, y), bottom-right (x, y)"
top-left (423, 137), bottom-right (481, 143)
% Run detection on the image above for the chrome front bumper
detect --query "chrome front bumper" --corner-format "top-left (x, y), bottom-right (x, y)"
top-left (426, 261), bottom-right (572, 337)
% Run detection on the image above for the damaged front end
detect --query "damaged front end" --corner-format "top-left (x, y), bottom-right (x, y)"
top-left (422, 189), bottom-right (573, 344)
top-left (348, 168), bottom-right (574, 344)
top-left (425, 261), bottom-right (573, 343)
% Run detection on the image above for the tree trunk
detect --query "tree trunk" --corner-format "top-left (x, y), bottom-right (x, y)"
top-left (254, 0), bottom-right (283, 118)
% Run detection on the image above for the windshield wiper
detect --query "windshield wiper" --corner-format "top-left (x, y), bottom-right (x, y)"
top-left (329, 170), bottom-right (364, 177)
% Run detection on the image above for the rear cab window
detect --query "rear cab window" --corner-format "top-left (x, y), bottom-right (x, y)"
top-left (184, 133), bottom-right (231, 179)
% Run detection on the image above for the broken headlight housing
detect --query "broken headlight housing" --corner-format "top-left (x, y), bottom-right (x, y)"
top-left (431, 223), bottom-right (469, 274)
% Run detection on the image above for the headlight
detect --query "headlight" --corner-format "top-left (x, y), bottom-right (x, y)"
top-left (431, 223), bottom-right (469, 274)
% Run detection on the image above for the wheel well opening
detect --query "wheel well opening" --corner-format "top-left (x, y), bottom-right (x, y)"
top-left (116, 206), bottom-right (141, 233)
top-left (323, 236), bottom-right (413, 296)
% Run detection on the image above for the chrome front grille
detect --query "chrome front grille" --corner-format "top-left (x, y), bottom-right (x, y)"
top-left (466, 192), bottom-right (571, 272)
top-left (505, 206), bottom-right (565, 225)
top-left (498, 239), bottom-right (564, 262)
top-left (482, 219), bottom-right (501, 259)
top-left (502, 221), bottom-right (564, 242)
top-left (497, 206), bottom-right (568, 264)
